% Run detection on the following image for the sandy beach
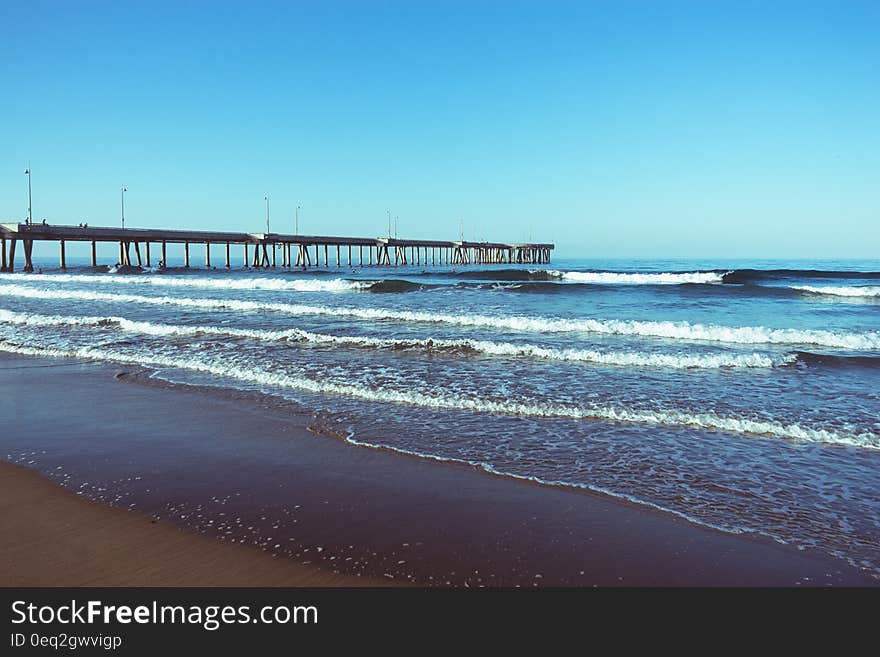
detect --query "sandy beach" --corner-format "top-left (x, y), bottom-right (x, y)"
top-left (0, 352), bottom-right (873, 587)
top-left (0, 459), bottom-right (383, 586)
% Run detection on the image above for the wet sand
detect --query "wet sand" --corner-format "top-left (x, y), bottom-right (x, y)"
top-left (0, 460), bottom-right (383, 586)
top-left (0, 352), bottom-right (874, 586)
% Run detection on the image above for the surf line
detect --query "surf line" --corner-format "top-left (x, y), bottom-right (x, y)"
top-left (0, 308), bottom-right (789, 369)
top-left (0, 340), bottom-right (877, 450)
top-left (1, 284), bottom-right (878, 349)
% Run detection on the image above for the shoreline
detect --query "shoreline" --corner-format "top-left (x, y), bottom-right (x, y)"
top-left (1, 352), bottom-right (875, 586)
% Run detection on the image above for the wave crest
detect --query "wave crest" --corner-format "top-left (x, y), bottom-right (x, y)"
top-left (0, 308), bottom-right (792, 369)
top-left (546, 270), bottom-right (726, 285)
top-left (792, 285), bottom-right (880, 298)
top-left (0, 272), bottom-right (369, 293)
top-left (1, 340), bottom-right (876, 450)
top-left (2, 285), bottom-right (878, 349)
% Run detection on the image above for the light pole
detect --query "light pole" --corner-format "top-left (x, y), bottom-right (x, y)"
top-left (387, 209), bottom-right (391, 238)
top-left (295, 205), bottom-right (301, 235)
top-left (265, 195), bottom-right (270, 234)
top-left (24, 164), bottom-right (32, 225)
top-left (121, 186), bottom-right (127, 230)
top-left (395, 215), bottom-right (398, 238)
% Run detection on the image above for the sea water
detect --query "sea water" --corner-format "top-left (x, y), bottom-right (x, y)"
top-left (1, 256), bottom-right (878, 577)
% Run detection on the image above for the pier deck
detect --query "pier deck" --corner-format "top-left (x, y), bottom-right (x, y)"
top-left (0, 222), bottom-right (553, 272)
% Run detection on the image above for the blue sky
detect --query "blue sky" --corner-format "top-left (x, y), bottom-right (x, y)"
top-left (1, 1), bottom-right (878, 258)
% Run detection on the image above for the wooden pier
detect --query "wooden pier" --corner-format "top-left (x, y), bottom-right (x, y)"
top-left (0, 223), bottom-right (554, 272)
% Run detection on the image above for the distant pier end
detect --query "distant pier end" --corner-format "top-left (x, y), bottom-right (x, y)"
top-left (0, 222), bottom-right (554, 272)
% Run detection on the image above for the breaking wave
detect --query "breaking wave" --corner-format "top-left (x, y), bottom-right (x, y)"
top-left (0, 272), bottom-right (370, 293)
top-left (546, 270), bottom-right (727, 285)
top-left (1, 340), bottom-right (876, 450)
top-left (792, 285), bottom-right (880, 298)
top-left (1, 284), bottom-right (878, 350)
top-left (425, 268), bottom-right (726, 284)
top-left (0, 308), bottom-right (791, 369)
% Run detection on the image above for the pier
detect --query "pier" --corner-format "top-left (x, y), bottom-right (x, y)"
top-left (0, 223), bottom-right (553, 272)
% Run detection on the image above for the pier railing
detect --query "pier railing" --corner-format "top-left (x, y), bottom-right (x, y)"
top-left (0, 223), bottom-right (553, 272)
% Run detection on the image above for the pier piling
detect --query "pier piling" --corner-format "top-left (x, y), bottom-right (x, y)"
top-left (23, 239), bottom-right (34, 272)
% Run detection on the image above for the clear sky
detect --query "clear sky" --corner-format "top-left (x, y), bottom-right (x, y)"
top-left (1, 1), bottom-right (878, 258)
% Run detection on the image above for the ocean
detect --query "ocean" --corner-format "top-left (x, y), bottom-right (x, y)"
top-left (1, 256), bottom-right (878, 580)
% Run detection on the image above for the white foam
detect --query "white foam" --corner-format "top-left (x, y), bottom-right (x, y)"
top-left (1, 284), bottom-right (877, 349)
top-left (0, 308), bottom-right (790, 369)
top-left (545, 270), bottom-right (727, 284)
top-left (1, 340), bottom-right (877, 450)
top-left (792, 285), bottom-right (880, 298)
top-left (0, 309), bottom-right (110, 329)
top-left (0, 272), bottom-right (369, 293)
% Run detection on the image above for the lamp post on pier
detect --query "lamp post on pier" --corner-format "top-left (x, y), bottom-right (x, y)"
top-left (24, 164), bottom-right (32, 225)
top-left (121, 186), bottom-right (127, 229)
top-left (265, 195), bottom-right (270, 234)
